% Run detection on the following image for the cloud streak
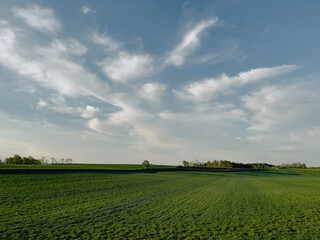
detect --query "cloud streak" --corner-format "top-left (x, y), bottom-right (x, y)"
top-left (0, 25), bottom-right (110, 101)
top-left (13, 5), bottom-right (61, 33)
top-left (165, 18), bottom-right (218, 66)
top-left (243, 84), bottom-right (320, 131)
top-left (82, 6), bottom-right (95, 15)
top-left (173, 65), bottom-right (297, 103)
top-left (138, 83), bottom-right (167, 104)
top-left (91, 31), bottom-right (121, 52)
top-left (99, 52), bottom-right (154, 83)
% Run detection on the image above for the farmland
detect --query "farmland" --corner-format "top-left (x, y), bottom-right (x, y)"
top-left (0, 163), bottom-right (176, 170)
top-left (1, 169), bottom-right (320, 239)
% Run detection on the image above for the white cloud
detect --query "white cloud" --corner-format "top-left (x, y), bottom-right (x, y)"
top-left (165, 18), bottom-right (218, 66)
top-left (100, 52), bottom-right (154, 83)
top-left (138, 82), bottom-right (167, 103)
top-left (13, 5), bottom-right (61, 33)
top-left (82, 5), bottom-right (95, 15)
top-left (87, 118), bottom-right (112, 135)
top-left (107, 103), bottom-right (153, 126)
top-left (47, 97), bottom-right (74, 115)
top-left (0, 26), bottom-right (110, 101)
top-left (77, 106), bottom-right (100, 119)
top-left (49, 39), bottom-right (88, 56)
top-left (37, 95), bottom-right (100, 119)
top-left (91, 31), bottom-right (121, 51)
top-left (236, 65), bottom-right (297, 84)
top-left (37, 98), bottom-right (48, 108)
top-left (272, 146), bottom-right (295, 151)
top-left (84, 95), bottom-right (180, 150)
top-left (86, 93), bottom-right (153, 134)
top-left (173, 65), bottom-right (297, 103)
top-left (242, 84), bottom-right (320, 131)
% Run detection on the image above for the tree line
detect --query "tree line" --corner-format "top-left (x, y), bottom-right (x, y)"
top-left (181, 160), bottom-right (307, 169)
top-left (0, 154), bottom-right (73, 165)
top-left (274, 162), bottom-right (307, 169)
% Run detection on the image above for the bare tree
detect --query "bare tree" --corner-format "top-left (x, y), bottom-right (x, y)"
top-left (65, 158), bottom-right (73, 164)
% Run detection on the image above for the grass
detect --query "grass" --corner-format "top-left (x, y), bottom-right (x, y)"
top-left (0, 163), bottom-right (177, 170)
top-left (0, 169), bottom-right (319, 239)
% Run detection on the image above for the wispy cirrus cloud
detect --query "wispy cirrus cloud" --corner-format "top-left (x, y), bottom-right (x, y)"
top-left (165, 18), bottom-right (218, 67)
top-left (91, 31), bottom-right (121, 52)
top-left (48, 38), bottom-right (88, 56)
top-left (242, 84), bottom-right (320, 131)
top-left (82, 5), bottom-right (95, 15)
top-left (173, 65), bottom-right (297, 103)
top-left (138, 83), bottom-right (167, 104)
top-left (96, 18), bottom-right (219, 84)
top-left (13, 5), bottom-right (61, 33)
top-left (0, 25), bottom-right (110, 101)
top-left (37, 98), bottom-right (49, 108)
top-left (99, 52), bottom-right (154, 83)
top-left (78, 106), bottom-right (100, 119)
top-left (91, 29), bottom-right (155, 83)
top-left (37, 96), bottom-right (100, 119)
top-left (87, 100), bottom-right (153, 136)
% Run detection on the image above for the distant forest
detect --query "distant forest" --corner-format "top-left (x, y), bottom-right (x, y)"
top-left (181, 160), bottom-right (307, 169)
top-left (0, 154), bottom-right (72, 165)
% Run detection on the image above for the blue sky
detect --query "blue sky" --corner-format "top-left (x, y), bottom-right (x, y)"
top-left (0, 0), bottom-right (320, 166)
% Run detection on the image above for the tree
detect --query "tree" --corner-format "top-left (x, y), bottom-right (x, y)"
top-left (182, 160), bottom-right (189, 167)
top-left (39, 157), bottom-right (46, 165)
top-left (190, 159), bottom-right (199, 167)
top-left (51, 157), bottom-right (57, 165)
top-left (4, 154), bottom-right (42, 165)
top-left (206, 161), bottom-right (212, 168)
top-left (65, 158), bottom-right (73, 164)
top-left (5, 154), bottom-right (23, 164)
top-left (142, 160), bottom-right (150, 170)
top-left (212, 160), bottom-right (219, 168)
top-left (277, 162), bottom-right (307, 169)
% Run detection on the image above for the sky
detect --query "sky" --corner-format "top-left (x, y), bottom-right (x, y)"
top-left (0, 0), bottom-right (320, 166)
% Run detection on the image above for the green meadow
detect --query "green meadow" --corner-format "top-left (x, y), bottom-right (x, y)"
top-left (1, 169), bottom-right (320, 239)
top-left (0, 163), bottom-right (176, 170)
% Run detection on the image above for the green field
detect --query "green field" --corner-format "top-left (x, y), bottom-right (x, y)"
top-left (1, 169), bottom-right (320, 239)
top-left (0, 163), bottom-right (176, 170)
